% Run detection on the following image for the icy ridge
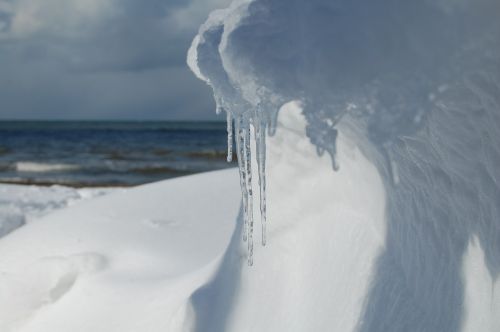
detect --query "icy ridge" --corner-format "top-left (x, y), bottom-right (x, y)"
top-left (188, 0), bottom-right (500, 270)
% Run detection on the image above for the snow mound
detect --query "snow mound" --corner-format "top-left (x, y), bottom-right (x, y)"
top-left (0, 169), bottom-right (241, 332)
top-left (189, 0), bottom-right (500, 330)
top-left (0, 106), bottom-right (498, 331)
top-left (0, 253), bottom-right (108, 332)
top-left (0, 185), bottom-right (113, 238)
top-left (192, 103), bottom-right (387, 331)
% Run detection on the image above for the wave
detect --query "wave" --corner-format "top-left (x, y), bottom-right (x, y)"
top-left (129, 166), bottom-right (193, 175)
top-left (0, 177), bottom-right (130, 188)
top-left (0, 161), bottom-right (231, 187)
top-left (0, 146), bottom-right (10, 156)
top-left (15, 162), bottom-right (82, 173)
top-left (185, 150), bottom-right (236, 160)
top-left (8, 160), bottom-right (228, 175)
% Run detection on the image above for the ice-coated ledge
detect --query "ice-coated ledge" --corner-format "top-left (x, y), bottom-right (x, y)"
top-left (188, 0), bottom-right (500, 330)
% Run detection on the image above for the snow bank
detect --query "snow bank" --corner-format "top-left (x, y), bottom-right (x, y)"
top-left (189, 0), bottom-right (500, 330)
top-left (462, 237), bottom-right (500, 331)
top-left (0, 169), bottom-right (241, 332)
top-left (0, 107), bottom-right (390, 332)
top-left (1, 0), bottom-right (498, 330)
top-left (193, 103), bottom-right (387, 332)
top-left (1, 105), bottom-right (498, 331)
top-left (0, 185), bottom-right (113, 238)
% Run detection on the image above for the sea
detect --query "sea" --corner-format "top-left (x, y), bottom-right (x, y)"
top-left (0, 121), bottom-right (236, 187)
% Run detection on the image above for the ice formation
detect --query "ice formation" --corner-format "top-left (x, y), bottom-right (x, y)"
top-left (189, 0), bottom-right (500, 328)
top-left (189, 5), bottom-right (500, 328)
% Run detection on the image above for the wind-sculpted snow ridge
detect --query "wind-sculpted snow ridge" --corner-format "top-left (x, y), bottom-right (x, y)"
top-left (189, 1), bottom-right (500, 328)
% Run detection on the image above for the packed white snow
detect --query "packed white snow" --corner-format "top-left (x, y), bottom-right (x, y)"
top-left (0, 169), bottom-right (241, 332)
top-left (0, 185), bottom-right (114, 238)
top-left (194, 103), bottom-right (388, 331)
top-left (0, 106), bottom-right (497, 332)
top-left (0, 0), bottom-right (498, 331)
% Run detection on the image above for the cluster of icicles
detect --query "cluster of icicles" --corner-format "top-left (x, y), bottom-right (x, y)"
top-left (224, 108), bottom-right (267, 266)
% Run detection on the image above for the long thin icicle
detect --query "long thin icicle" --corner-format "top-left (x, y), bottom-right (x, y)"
top-left (227, 112), bottom-right (233, 162)
top-left (254, 115), bottom-right (267, 246)
top-left (230, 111), bottom-right (267, 265)
top-left (235, 115), bottom-right (249, 242)
top-left (215, 96), bottom-right (223, 115)
top-left (243, 122), bottom-right (254, 266)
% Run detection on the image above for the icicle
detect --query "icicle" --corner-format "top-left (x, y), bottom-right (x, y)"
top-left (243, 122), bottom-right (254, 266)
top-left (254, 116), bottom-right (267, 246)
top-left (267, 108), bottom-right (279, 136)
top-left (389, 157), bottom-right (400, 185)
top-left (235, 116), bottom-right (249, 242)
top-left (226, 112), bottom-right (233, 162)
top-left (215, 95), bottom-right (224, 115)
top-left (231, 111), bottom-right (268, 265)
top-left (383, 145), bottom-right (400, 185)
top-left (330, 128), bottom-right (340, 171)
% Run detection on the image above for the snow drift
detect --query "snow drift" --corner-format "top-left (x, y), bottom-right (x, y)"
top-left (189, 0), bottom-right (500, 331)
top-left (0, 108), bottom-right (390, 332)
top-left (0, 170), bottom-right (241, 332)
top-left (0, 185), bottom-right (113, 238)
top-left (1, 1), bottom-right (498, 331)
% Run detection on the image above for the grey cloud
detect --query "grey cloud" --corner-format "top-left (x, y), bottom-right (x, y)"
top-left (0, 0), bottom-right (231, 120)
top-left (120, 0), bottom-right (186, 18)
top-left (0, 10), bottom-right (12, 32)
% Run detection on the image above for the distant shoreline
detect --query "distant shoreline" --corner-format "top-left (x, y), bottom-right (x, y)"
top-left (0, 179), bottom-right (133, 188)
top-left (0, 119), bottom-right (226, 123)
top-left (0, 121), bottom-right (235, 188)
top-left (0, 120), bottom-right (227, 131)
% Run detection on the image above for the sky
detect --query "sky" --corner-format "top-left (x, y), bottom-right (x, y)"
top-left (0, 0), bottom-right (231, 120)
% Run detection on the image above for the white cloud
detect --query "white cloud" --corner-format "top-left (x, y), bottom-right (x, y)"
top-left (1, 0), bottom-right (117, 39)
top-left (0, 0), bottom-right (233, 119)
top-left (0, 0), bottom-right (12, 12)
top-left (168, 0), bottom-right (231, 32)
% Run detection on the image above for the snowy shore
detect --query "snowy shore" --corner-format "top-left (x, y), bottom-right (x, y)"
top-left (0, 185), bottom-right (115, 238)
top-left (0, 168), bottom-right (240, 332)
top-left (0, 106), bottom-right (498, 331)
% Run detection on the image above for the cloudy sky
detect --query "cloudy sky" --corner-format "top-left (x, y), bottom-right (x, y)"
top-left (0, 0), bottom-right (231, 120)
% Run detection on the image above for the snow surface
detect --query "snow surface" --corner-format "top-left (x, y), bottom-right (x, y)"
top-left (188, 0), bottom-right (500, 330)
top-left (0, 169), bottom-right (241, 332)
top-left (1, 0), bottom-right (498, 330)
top-left (462, 237), bottom-right (500, 331)
top-left (0, 106), bottom-right (497, 331)
top-left (195, 103), bottom-right (387, 332)
top-left (188, 0), bottom-right (500, 270)
top-left (0, 185), bottom-right (113, 238)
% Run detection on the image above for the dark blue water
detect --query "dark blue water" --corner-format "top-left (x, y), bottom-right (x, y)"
top-left (0, 121), bottom-right (236, 187)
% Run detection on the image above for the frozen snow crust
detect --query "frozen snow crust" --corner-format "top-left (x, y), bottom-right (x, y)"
top-left (189, 0), bottom-right (500, 331)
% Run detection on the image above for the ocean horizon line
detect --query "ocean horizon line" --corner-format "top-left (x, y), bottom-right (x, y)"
top-left (0, 120), bottom-right (228, 131)
top-left (0, 119), bottom-right (226, 123)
